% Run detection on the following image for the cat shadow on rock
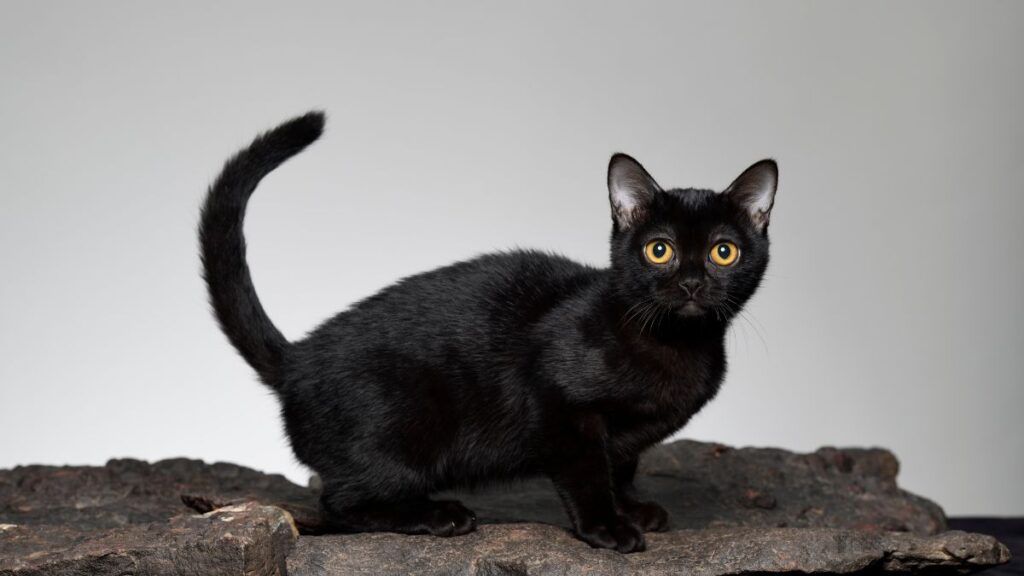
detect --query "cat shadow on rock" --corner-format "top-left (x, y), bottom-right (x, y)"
top-left (199, 112), bottom-right (777, 553)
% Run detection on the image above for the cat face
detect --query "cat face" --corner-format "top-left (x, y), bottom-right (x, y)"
top-left (608, 155), bottom-right (777, 325)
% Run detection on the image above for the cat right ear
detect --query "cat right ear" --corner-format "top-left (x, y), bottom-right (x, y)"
top-left (723, 159), bottom-right (778, 234)
top-left (608, 153), bottom-right (661, 230)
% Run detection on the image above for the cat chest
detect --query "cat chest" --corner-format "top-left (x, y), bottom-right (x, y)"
top-left (607, 351), bottom-right (725, 446)
top-left (637, 372), bottom-right (718, 422)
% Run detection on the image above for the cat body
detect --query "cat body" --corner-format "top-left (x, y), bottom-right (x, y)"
top-left (200, 112), bottom-right (778, 553)
top-left (283, 251), bottom-right (724, 487)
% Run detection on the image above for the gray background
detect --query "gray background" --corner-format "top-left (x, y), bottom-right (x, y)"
top-left (1, 1), bottom-right (1021, 515)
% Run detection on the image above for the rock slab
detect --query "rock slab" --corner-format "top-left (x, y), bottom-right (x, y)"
top-left (0, 440), bottom-right (1011, 575)
top-left (0, 502), bottom-right (297, 576)
top-left (288, 524), bottom-right (1010, 576)
top-left (446, 441), bottom-right (947, 534)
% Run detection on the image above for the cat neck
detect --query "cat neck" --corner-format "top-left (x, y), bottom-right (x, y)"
top-left (605, 291), bottom-right (729, 346)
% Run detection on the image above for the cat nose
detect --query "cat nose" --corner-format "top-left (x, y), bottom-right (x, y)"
top-left (678, 279), bottom-right (703, 298)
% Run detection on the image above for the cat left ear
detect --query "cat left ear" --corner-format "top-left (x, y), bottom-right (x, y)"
top-left (724, 159), bottom-right (778, 234)
top-left (608, 153), bottom-right (662, 230)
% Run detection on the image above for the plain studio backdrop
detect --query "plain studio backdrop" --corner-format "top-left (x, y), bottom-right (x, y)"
top-left (1, 1), bottom-right (1021, 516)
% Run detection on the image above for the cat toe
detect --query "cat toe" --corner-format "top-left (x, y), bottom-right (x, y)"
top-left (624, 500), bottom-right (669, 532)
top-left (427, 500), bottom-right (477, 537)
top-left (577, 515), bottom-right (646, 553)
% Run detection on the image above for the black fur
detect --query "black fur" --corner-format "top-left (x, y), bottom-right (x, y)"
top-left (199, 112), bottom-right (778, 553)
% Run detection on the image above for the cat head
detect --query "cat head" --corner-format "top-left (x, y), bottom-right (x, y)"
top-left (607, 154), bottom-right (777, 326)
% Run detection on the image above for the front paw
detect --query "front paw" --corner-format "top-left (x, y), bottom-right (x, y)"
top-left (576, 515), bottom-right (646, 553)
top-left (425, 500), bottom-right (477, 537)
top-left (620, 500), bottom-right (669, 532)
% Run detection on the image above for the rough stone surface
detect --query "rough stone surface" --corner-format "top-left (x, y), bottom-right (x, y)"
top-left (0, 457), bottom-right (310, 531)
top-left (445, 441), bottom-right (948, 535)
top-left (288, 524), bottom-right (1011, 576)
top-left (0, 502), bottom-right (297, 576)
top-left (0, 441), bottom-right (1010, 575)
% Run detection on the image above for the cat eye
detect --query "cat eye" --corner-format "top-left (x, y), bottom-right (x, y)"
top-left (644, 240), bottom-right (674, 265)
top-left (709, 242), bottom-right (739, 266)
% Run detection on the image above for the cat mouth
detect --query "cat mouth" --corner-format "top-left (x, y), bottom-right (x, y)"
top-left (677, 301), bottom-right (704, 317)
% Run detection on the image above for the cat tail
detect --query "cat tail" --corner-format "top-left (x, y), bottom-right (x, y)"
top-left (199, 111), bottom-right (326, 389)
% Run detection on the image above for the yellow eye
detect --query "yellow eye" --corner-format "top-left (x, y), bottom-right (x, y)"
top-left (644, 240), bottom-right (674, 264)
top-left (710, 242), bottom-right (739, 266)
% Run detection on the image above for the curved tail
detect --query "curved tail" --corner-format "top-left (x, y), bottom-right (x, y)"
top-left (199, 111), bottom-right (326, 389)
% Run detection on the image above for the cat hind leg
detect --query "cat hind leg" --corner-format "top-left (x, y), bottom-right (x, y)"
top-left (319, 480), bottom-right (476, 537)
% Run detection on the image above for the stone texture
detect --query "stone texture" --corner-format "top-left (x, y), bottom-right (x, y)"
top-left (0, 441), bottom-right (1011, 575)
top-left (288, 524), bottom-right (1010, 576)
top-left (444, 441), bottom-right (947, 535)
top-left (0, 457), bottom-right (310, 531)
top-left (0, 502), bottom-right (297, 576)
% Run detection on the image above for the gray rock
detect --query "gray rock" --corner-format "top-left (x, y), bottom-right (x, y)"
top-left (0, 502), bottom-right (297, 576)
top-left (0, 457), bottom-right (311, 531)
top-left (0, 441), bottom-right (1010, 575)
top-left (288, 524), bottom-right (1011, 576)
top-left (444, 441), bottom-right (947, 535)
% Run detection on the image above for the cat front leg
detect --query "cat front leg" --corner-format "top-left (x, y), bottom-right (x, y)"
top-left (612, 458), bottom-right (669, 532)
top-left (546, 413), bottom-right (645, 553)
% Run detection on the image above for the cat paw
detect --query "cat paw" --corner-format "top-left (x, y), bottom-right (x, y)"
top-left (576, 515), bottom-right (646, 553)
top-left (424, 499), bottom-right (477, 537)
top-left (620, 499), bottom-right (669, 532)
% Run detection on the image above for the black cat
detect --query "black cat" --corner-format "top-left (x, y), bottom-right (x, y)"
top-left (199, 112), bottom-right (778, 553)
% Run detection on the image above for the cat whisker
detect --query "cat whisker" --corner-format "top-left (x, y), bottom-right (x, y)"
top-left (640, 301), bottom-right (665, 336)
top-left (639, 304), bottom-right (656, 336)
top-left (620, 296), bottom-right (657, 328)
top-left (719, 295), bottom-right (769, 354)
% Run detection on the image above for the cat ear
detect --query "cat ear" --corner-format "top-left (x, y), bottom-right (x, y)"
top-left (608, 153), bottom-right (662, 230)
top-left (723, 159), bottom-right (778, 233)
